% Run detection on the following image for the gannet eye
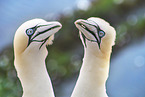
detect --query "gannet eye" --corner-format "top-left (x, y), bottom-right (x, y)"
top-left (26, 29), bottom-right (34, 36)
top-left (99, 31), bottom-right (105, 38)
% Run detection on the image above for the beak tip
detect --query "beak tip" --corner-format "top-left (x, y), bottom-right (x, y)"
top-left (74, 19), bottom-right (83, 25)
top-left (74, 21), bottom-right (78, 25)
top-left (58, 22), bottom-right (62, 28)
top-left (50, 21), bottom-right (62, 29)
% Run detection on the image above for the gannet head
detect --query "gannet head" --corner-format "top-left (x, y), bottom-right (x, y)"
top-left (14, 19), bottom-right (62, 56)
top-left (75, 17), bottom-right (116, 55)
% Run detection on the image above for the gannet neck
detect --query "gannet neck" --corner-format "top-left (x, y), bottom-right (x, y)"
top-left (71, 48), bottom-right (110, 97)
top-left (14, 47), bottom-right (55, 97)
top-left (13, 19), bottom-right (62, 97)
top-left (72, 17), bottom-right (116, 97)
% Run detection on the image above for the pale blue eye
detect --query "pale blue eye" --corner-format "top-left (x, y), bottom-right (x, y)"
top-left (26, 29), bottom-right (34, 35)
top-left (99, 31), bottom-right (105, 37)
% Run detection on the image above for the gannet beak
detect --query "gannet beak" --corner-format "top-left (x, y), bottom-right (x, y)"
top-left (26, 21), bottom-right (62, 49)
top-left (75, 19), bottom-right (101, 49)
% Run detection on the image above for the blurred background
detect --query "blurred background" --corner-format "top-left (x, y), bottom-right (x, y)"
top-left (0, 0), bottom-right (145, 97)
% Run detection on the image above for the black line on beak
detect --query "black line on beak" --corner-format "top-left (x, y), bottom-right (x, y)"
top-left (26, 24), bottom-right (60, 49)
top-left (77, 22), bottom-right (101, 49)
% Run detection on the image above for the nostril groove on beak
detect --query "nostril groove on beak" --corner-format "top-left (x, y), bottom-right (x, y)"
top-left (81, 25), bottom-right (86, 29)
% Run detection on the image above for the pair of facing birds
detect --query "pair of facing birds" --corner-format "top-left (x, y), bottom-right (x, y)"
top-left (14, 17), bottom-right (116, 97)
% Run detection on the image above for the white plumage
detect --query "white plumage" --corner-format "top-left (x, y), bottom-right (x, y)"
top-left (71, 17), bottom-right (116, 97)
top-left (13, 19), bottom-right (62, 97)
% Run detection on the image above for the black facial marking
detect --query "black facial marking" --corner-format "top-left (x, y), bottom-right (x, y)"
top-left (26, 25), bottom-right (38, 47)
top-left (89, 20), bottom-right (105, 42)
top-left (77, 20), bottom-right (105, 49)
top-left (26, 24), bottom-right (60, 49)
top-left (81, 32), bottom-right (87, 47)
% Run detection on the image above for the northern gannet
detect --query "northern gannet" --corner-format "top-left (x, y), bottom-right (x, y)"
top-left (13, 19), bottom-right (62, 97)
top-left (71, 17), bottom-right (116, 97)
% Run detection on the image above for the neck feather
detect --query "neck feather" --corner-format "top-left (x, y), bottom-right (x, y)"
top-left (14, 48), bottom-right (55, 97)
top-left (71, 47), bottom-right (111, 97)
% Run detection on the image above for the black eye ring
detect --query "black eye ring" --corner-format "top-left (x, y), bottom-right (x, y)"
top-left (99, 30), bottom-right (105, 38)
top-left (26, 29), bottom-right (34, 36)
